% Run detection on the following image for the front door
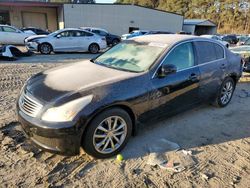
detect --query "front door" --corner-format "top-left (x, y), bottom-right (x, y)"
top-left (147, 42), bottom-right (201, 119)
top-left (53, 30), bottom-right (77, 51)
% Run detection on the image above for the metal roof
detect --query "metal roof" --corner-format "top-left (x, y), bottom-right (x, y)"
top-left (184, 19), bottom-right (216, 26)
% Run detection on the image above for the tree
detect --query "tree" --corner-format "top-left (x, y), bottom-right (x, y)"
top-left (116, 0), bottom-right (250, 34)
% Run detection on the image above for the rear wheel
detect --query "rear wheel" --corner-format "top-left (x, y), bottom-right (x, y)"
top-left (82, 108), bottom-right (132, 158)
top-left (39, 43), bottom-right (52, 54)
top-left (213, 77), bottom-right (235, 107)
top-left (88, 43), bottom-right (99, 54)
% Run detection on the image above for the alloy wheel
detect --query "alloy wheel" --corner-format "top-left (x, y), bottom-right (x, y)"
top-left (40, 44), bottom-right (51, 54)
top-left (89, 44), bottom-right (99, 54)
top-left (93, 116), bottom-right (127, 154)
top-left (220, 81), bottom-right (233, 105)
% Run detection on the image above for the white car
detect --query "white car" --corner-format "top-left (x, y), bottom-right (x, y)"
top-left (0, 25), bottom-right (35, 45)
top-left (201, 35), bottom-right (229, 48)
top-left (25, 28), bottom-right (107, 54)
top-left (121, 30), bottom-right (149, 40)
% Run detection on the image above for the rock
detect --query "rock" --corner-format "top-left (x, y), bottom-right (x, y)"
top-left (2, 136), bottom-right (14, 146)
top-left (200, 172), bottom-right (214, 181)
top-left (201, 173), bottom-right (209, 180)
top-left (232, 176), bottom-right (241, 184)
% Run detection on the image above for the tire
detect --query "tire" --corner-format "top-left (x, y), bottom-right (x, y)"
top-left (88, 43), bottom-right (99, 54)
top-left (82, 108), bottom-right (132, 159)
top-left (213, 77), bottom-right (235, 107)
top-left (39, 43), bottom-right (52, 54)
top-left (112, 39), bottom-right (119, 46)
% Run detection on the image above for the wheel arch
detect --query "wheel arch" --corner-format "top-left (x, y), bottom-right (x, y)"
top-left (88, 42), bottom-right (100, 51)
top-left (80, 104), bottom-right (137, 145)
top-left (38, 42), bottom-right (53, 52)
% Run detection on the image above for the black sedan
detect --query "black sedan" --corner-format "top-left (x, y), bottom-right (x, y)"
top-left (22, 27), bottom-right (50, 35)
top-left (17, 35), bottom-right (242, 158)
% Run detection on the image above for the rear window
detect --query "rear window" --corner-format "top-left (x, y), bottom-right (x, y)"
top-left (195, 41), bottom-right (224, 64)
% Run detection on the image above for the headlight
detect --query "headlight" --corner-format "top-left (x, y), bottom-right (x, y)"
top-left (41, 95), bottom-right (93, 122)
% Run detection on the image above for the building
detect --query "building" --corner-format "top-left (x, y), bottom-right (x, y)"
top-left (183, 19), bottom-right (217, 35)
top-left (0, 2), bottom-right (184, 35)
top-left (63, 4), bottom-right (183, 35)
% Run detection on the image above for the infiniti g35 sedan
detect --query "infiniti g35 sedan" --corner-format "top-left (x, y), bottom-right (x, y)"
top-left (25, 28), bottom-right (107, 54)
top-left (17, 35), bottom-right (242, 158)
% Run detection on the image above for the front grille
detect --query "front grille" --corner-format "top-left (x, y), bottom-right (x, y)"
top-left (19, 91), bottom-right (43, 117)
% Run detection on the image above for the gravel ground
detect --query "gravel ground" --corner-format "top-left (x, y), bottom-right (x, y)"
top-left (0, 58), bottom-right (250, 187)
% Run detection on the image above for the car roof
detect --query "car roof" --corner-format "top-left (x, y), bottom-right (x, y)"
top-left (129, 34), bottom-right (201, 45)
top-left (80, 27), bottom-right (108, 32)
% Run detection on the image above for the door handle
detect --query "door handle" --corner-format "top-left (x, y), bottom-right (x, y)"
top-left (189, 73), bottom-right (198, 82)
top-left (220, 64), bottom-right (226, 70)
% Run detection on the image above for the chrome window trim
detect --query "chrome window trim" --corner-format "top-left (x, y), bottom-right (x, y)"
top-left (152, 38), bottom-right (226, 78)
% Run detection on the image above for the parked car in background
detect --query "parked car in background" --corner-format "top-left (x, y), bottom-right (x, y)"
top-left (230, 40), bottom-right (250, 72)
top-left (22, 27), bottom-right (50, 35)
top-left (222, 34), bottom-right (238, 44)
top-left (25, 28), bottom-right (107, 54)
top-left (146, 30), bottom-right (174, 35)
top-left (18, 35), bottom-right (242, 158)
top-left (81, 27), bottom-right (120, 46)
top-left (0, 25), bottom-right (35, 45)
top-left (201, 35), bottom-right (229, 48)
top-left (121, 30), bottom-right (149, 40)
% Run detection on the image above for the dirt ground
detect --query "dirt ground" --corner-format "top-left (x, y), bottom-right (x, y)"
top-left (0, 58), bottom-right (250, 188)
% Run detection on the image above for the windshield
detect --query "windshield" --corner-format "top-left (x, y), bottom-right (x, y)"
top-left (94, 41), bottom-right (167, 72)
top-left (48, 30), bottom-right (61, 37)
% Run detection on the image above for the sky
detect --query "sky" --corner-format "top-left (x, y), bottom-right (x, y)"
top-left (95, 0), bottom-right (116, 3)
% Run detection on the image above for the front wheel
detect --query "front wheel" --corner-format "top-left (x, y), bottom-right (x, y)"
top-left (213, 77), bottom-right (235, 107)
top-left (82, 108), bottom-right (132, 158)
top-left (39, 43), bottom-right (52, 54)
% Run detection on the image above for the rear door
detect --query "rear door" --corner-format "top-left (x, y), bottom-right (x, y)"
top-left (194, 41), bottom-right (227, 100)
top-left (147, 42), bottom-right (201, 118)
top-left (74, 30), bottom-right (93, 51)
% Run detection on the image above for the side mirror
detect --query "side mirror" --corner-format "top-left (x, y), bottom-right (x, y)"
top-left (158, 64), bottom-right (177, 77)
top-left (56, 34), bottom-right (61, 39)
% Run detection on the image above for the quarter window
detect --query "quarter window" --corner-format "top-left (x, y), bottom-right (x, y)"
top-left (214, 43), bottom-right (224, 59)
top-left (162, 42), bottom-right (194, 71)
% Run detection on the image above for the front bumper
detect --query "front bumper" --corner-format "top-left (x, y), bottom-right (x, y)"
top-left (18, 108), bottom-right (83, 156)
top-left (25, 42), bottom-right (39, 51)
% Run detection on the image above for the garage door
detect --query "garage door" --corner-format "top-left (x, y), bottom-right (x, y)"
top-left (22, 12), bottom-right (47, 29)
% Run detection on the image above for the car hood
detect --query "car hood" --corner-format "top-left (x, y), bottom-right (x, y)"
top-left (25, 60), bottom-right (138, 103)
top-left (25, 35), bottom-right (47, 42)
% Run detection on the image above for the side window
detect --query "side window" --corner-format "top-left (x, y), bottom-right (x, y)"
top-left (58, 31), bottom-right (70, 37)
top-left (3, 26), bottom-right (16, 32)
top-left (58, 31), bottom-right (74, 37)
top-left (162, 42), bottom-right (194, 71)
top-left (195, 41), bottom-right (217, 64)
top-left (74, 31), bottom-right (93, 37)
top-left (214, 43), bottom-right (224, 59)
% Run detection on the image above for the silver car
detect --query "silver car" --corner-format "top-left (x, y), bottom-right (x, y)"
top-left (25, 28), bottom-right (107, 54)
